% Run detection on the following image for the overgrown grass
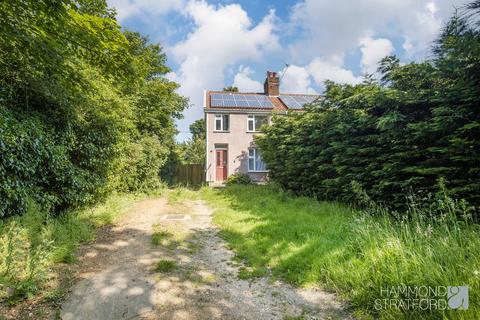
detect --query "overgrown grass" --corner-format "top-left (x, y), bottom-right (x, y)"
top-left (0, 190), bottom-right (163, 304)
top-left (167, 187), bottom-right (200, 205)
top-left (201, 184), bottom-right (479, 319)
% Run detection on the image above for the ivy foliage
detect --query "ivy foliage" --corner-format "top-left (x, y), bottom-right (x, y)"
top-left (257, 3), bottom-right (480, 211)
top-left (0, 0), bottom-right (188, 217)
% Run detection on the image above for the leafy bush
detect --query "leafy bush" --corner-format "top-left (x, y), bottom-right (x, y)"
top-left (226, 173), bottom-right (252, 185)
top-left (0, 107), bottom-right (80, 217)
top-left (118, 135), bottom-right (168, 192)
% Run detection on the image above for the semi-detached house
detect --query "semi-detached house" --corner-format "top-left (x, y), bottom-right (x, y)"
top-left (204, 71), bottom-right (319, 183)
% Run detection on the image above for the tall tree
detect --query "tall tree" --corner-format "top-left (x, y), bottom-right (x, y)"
top-left (0, 0), bottom-right (187, 216)
top-left (189, 119), bottom-right (205, 140)
top-left (223, 86), bottom-right (239, 92)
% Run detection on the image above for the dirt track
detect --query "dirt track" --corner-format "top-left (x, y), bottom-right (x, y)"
top-left (61, 196), bottom-right (348, 319)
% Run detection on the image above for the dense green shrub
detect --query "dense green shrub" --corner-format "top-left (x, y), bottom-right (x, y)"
top-left (226, 173), bottom-right (252, 185)
top-left (257, 4), bottom-right (480, 213)
top-left (0, 0), bottom-right (187, 217)
top-left (119, 135), bottom-right (168, 191)
top-left (0, 108), bottom-right (77, 216)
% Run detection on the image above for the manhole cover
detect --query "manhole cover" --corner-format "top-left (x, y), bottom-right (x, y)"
top-left (162, 214), bottom-right (190, 220)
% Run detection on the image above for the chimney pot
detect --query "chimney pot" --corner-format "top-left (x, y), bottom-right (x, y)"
top-left (264, 71), bottom-right (279, 96)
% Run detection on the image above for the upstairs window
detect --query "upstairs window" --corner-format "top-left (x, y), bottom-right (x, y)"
top-left (248, 148), bottom-right (267, 172)
top-left (215, 114), bottom-right (229, 131)
top-left (247, 115), bottom-right (268, 132)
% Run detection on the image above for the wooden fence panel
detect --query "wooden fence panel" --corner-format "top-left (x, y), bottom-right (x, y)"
top-left (174, 164), bottom-right (205, 186)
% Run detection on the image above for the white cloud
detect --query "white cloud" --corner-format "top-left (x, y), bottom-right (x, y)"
top-left (233, 61), bottom-right (357, 95)
top-left (170, 1), bottom-right (279, 140)
top-left (402, 37), bottom-right (414, 53)
top-left (173, 3), bottom-right (278, 65)
top-left (275, 58), bottom-right (360, 95)
top-left (108, 0), bottom-right (184, 21)
top-left (404, 1), bottom-right (443, 56)
top-left (308, 58), bottom-right (361, 86)
top-left (233, 66), bottom-right (263, 92)
top-left (284, 1), bottom-right (463, 90)
top-left (288, 0), bottom-right (464, 62)
top-left (359, 36), bottom-right (395, 74)
top-left (280, 65), bottom-right (317, 94)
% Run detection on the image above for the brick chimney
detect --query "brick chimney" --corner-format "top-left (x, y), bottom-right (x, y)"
top-left (264, 71), bottom-right (279, 96)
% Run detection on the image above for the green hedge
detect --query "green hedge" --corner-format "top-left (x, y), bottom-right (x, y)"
top-left (257, 5), bottom-right (480, 212)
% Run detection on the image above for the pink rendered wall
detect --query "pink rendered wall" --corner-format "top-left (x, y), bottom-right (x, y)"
top-left (205, 112), bottom-right (269, 182)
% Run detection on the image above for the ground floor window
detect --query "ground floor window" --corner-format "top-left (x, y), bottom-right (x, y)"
top-left (248, 148), bottom-right (266, 171)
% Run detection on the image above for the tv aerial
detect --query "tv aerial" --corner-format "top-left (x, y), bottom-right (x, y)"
top-left (280, 62), bottom-right (290, 82)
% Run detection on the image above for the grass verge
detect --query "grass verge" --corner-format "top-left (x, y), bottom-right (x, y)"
top-left (167, 187), bottom-right (200, 205)
top-left (201, 184), bottom-right (479, 320)
top-left (0, 189), bottom-right (163, 317)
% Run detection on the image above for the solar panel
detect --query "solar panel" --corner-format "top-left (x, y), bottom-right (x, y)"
top-left (257, 95), bottom-right (270, 101)
top-left (210, 93), bottom-right (274, 108)
top-left (236, 100), bottom-right (249, 107)
top-left (279, 95), bottom-right (319, 109)
top-left (211, 99), bottom-right (223, 107)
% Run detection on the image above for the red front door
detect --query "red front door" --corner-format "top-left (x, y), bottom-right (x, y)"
top-left (215, 149), bottom-right (228, 181)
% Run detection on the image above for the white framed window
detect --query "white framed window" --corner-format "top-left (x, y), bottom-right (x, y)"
top-left (248, 148), bottom-right (267, 172)
top-left (215, 114), bottom-right (229, 131)
top-left (247, 115), bottom-right (268, 132)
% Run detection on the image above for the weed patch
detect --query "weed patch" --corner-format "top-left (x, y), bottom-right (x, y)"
top-left (237, 266), bottom-right (268, 280)
top-left (155, 260), bottom-right (176, 273)
top-left (151, 223), bottom-right (189, 250)
top-left (151, 230), bottom-right (172, 246)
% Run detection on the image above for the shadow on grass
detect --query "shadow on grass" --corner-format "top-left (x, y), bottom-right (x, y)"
top-left (205, 185), bottom-right (480, 319)
top-left (208, 185), bottom-right (353, 286)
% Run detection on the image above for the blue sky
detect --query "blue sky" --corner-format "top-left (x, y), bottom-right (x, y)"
top-left (108, 0), bottom-right (465, 141)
